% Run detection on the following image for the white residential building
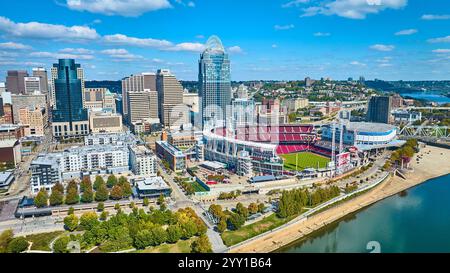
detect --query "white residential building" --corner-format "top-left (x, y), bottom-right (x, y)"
top-left (129, 145), bottom-right (158, 176)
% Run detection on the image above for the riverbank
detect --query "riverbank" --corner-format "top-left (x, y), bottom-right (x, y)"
top-left (229, 145), bottom-right (450, 253)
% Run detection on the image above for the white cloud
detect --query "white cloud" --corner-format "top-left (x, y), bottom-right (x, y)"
top-left (0, 42), bottom-right (31, 50)
top-left (165, 42), bottom-right (205, 52)
top-left (187, 1), bottom-right (195, 7)
top-left (300, 0), bottom-right (408, 20)
top-left (0, 16), bottom-right (99, 40)
top-left (349, 61), bottom-right (367, 66)
top-left (421, 14), bottom-right (450, 20)
top-left (274, 24), bottom-right (295, 30)
top-left (103, 34), bottom-right (172, 49)
top-left (30, 51), bottom-right (95, 60)
top-left (370, 44), bottom-right (395, 51)
top-left (195, 35), bottom-right (205, 39)
top-left (432, 49), bottom-right (450, 54)
top-left (272, 44), bottom-right (278, 48)
top-left (282, 0), bottom-right (310, 8)
top-left (314, 32), bottom-right (331, 37)
top-left (227, 46), bottom-right (243, 54)
top-left (101, 48), bottom-right (143, 59)
top-left (66, 0), bottom-right (172, 17)
top-left (428, 36), bottom-right (450, 43)
top-left (395, 29), bottom-right (417, 36)
top-left (59, 48), bottom-right (94, 54)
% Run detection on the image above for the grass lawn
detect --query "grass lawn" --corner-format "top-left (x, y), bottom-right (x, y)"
top-left (191, 181), bottom-right (208, 192)
top-left (25, 231), bottom-right (65, 251)
top-left (135, 238), bottom-right (194, 253)
top-left (221, 213), bottom-right (299, 247)
top-left (281, 152), bottom-right (330, 171)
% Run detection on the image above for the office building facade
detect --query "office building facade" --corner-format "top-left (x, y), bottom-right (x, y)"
top-left (367, 96), bottom-right (392, 124)
top-left (198, 36), bottom-right (231, 128)
top-left (156, 69), bottom-right (186, 128)
top-left (51, 59), bottom-right (89, 138)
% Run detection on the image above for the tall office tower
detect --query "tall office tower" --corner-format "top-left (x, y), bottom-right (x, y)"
top-left (156, 69), bottom-right (185, 127)
top-left (50, 66), bottom-right (58, 107)
top-left (121, 73), bottom-right (156, 118)
top-left (6, 70), bottom-right (29, 94)
top-left (367, 96), bottom-right (392, 124)
top-left (51, 59), bottom-right (89, 138)
top-left (24, 77), bottom-right (41, 93)
top-left (127, 90), bottom-right (159, 124)
top-left (32, 67), bottom-right (49, 94)
top-left (198, 35), bottom-right (231, 128)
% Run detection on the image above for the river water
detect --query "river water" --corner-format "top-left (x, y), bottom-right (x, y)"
top-left (278, 174), bottom-right (450, 253)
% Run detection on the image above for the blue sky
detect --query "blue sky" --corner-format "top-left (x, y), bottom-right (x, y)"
top-left (0, 0), bottom-right (449, 81)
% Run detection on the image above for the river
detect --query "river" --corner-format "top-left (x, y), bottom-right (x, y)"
top-left (278, 174), bottom-right (450, 253)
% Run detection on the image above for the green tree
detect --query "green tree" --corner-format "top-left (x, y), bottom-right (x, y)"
top-left (65, 187), bottom-right (79, 205)
top-left (227, 213), bottom-right (245, 230)
top-left (166, 225), bottom-right (183, 243)
top-left (99, 211), bottom-right (109, 221)
top-left (257, 203), bottom-right (265, 213)
top-left (95, 184), bottom-right (109, 202)
top-left (81, 186), bottom-right (94, 203)
top-left (53, 236), bottom-right (70, 253)
top-left (106, 174), bottom-right (118, 188)
top-left (93, 176), bottom-right (104, 191)
top-left (7, 237), bottom-right (29, 253)
top-left (64, 214), bottom-right (79, 231)
top-left (79, 212), bottom-right (99, 230)
top-left (121, 182), bottom-right (133, 198)
top-left (68, 207), bottom-right (75, 215)
top-left (80, 177), bottom-right (91, 192)
top-left (182, 220), bottom-right (198, 238)
top-left (150, 226), bottom-right (168, 246)
top-left (97, 202), bottom-right (105, 212)
top-left (217, 219), bottom-right (227, 233)
top-left (118, 176), bottom-right (128, 186)
top-left (248, 203), bottom-right (259, 214)
top-left (236, 202), bottom-right (249, 218)
top-left (34, 188), bottom-right (48, 208)
top-left (67, 180), bottom-right (78, 191)
top-left (114, 203), bottom-right (121, 210)
top-left (191, 235), bottom-right (212, 253)
top-left (49, 186), bottom-right (64, 206)
top-left (0, 229), bottom-right (14, 253)
top-left (110, 185), bottom-right (124, 200)
top-left (52, 182), bottom-right (64, 194)
top-left (143, 197), bottom-right (149, 207)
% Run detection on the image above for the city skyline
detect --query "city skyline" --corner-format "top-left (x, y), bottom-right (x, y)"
top-left (0, 0), bottom-right (448, 82)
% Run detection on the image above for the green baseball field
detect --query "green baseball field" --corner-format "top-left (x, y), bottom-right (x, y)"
top-left (281, 152), bottom-right (331, 171)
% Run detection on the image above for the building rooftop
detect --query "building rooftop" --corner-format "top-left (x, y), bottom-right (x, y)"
top-left (156, 141), bottom-right (185, 157)
top-left (0, 171), bottom-right (14, 183)
top-left (345, 122), bottom-right (396, 133)
top-left (135, 176), bottom-right (170, 191)
top-left (0, 139), bottom-right (19, 148)
top-left (200, 161), bottom-right (227, 170)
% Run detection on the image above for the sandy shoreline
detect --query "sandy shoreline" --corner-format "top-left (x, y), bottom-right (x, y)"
top-left (229, 145), bottom-right (450, 253)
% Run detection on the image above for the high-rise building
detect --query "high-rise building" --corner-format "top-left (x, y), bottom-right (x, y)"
top-left (24, 77), bottom-right (41, 93)
top-left (11, 93), bottom-right (47, 125)
top-left (0, 82), bottom-right (6, 94)
top-left (84, 88), bottom-right (116, 111)
top-left (32, 67), bottom-right (49, 95)
top-left (198, 35), bottom-right (231, 128)
top-left (51, 59), bottom-right (89, 138)
top-left (367, 96), bottom-right (392, 124)
top-left (6, 70), bottom-right (28, 94)
top-left (121, 73), bottom-right (156, 118)
top-left (127, 90), bottom-right (159, 124)
top-left (156, 69), bottom-right (186, 128)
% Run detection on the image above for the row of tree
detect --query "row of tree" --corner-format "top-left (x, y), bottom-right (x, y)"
top-left (63, 205), bottom-right (211, 253)
top-left (277, 185), bottom-right (341, 218)
top-left (34, 175), bottom-right (133, 208)
top-left (209, 202), bottom-right (266, 233)
top-left (383, 139), bottom-right (418, 170)
top-left (218, 190), bottom-right (241, 200)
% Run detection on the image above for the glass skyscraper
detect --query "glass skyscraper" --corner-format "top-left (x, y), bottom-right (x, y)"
top-left (52, 59), bottom-right (89, 138)
top-left (198, 35), bottom-right (231, 128)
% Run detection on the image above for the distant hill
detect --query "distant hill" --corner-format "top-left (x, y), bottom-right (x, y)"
top-left (85, 81), bottom-right (122, 94)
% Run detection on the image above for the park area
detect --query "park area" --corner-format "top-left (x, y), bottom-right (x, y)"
top-left (281, 152), bottom-right (330, 171)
